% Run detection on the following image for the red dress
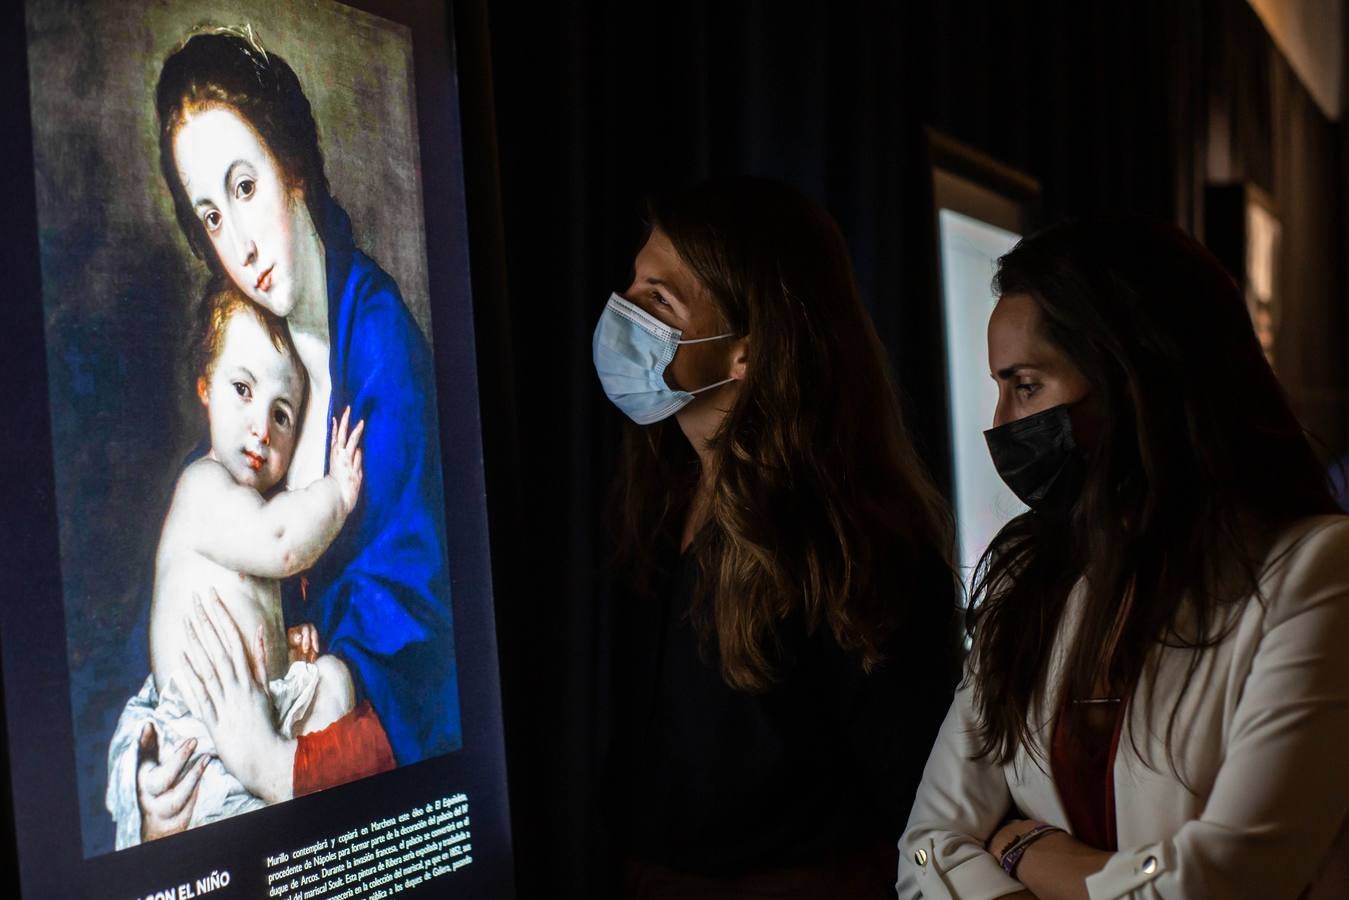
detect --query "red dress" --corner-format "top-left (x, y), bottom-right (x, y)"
top-left (1049, 699), bottom-right (1127, 851)
top-left (293, 700), bottom-right (397, 796)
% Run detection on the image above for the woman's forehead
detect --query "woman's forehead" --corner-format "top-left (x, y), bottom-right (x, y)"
top-left (634, 229), bottom-right (681, 274)
top-left (990, 292), bottom-right (1041, 337)
top-left (173, 105), bottom-right (276, 191)
top-left (634, 229), bottom-right (703, 299)
top-left (989, 294), bottom-right (1053, 365)
top-left (988, 292), bottom-right (1089, 385)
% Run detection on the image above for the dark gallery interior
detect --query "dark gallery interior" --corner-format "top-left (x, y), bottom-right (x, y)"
top-left (480, 0), bottom-right (1349, 894)
top-left (3, 1), bottom-right (1349, 898)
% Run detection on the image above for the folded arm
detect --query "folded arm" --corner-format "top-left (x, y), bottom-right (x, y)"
top-left (898, 679), bottom-right (1029, 900)
top-left (1074, 520), bottom-right (1349, 899)
top-left (989, 819), bottom-right (1106, 900)
top-left (999, 520), bottom-right (1349, 899)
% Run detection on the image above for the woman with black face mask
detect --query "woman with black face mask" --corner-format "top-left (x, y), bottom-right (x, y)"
top-left (897, 218), bottom-right (1349, 899)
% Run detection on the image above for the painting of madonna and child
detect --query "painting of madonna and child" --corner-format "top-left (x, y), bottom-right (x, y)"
top-left (24, 0), bottom-right (466, 857)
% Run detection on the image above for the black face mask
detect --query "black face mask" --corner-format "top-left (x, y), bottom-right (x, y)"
top-left (983, 404), bottom-right (1086, 512)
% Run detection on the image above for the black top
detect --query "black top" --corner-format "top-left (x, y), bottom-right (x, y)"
top-left (608, 529), bottom-right (961, 876)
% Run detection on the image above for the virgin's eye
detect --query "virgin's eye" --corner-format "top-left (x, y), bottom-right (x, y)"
top-left (236, 178), bottom-right (256, 200)
top-left (203, 209), bottom-right (222, 232)
top-left (273, 408), bottom-right (290, 428)
top-left (651, 290), bottom-right (671, 307)
top-left (1015, 382), bottom-right (1040, 399)
top-left (233, 382), bottom-right (251, 399)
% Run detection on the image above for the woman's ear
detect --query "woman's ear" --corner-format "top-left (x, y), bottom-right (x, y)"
top-left (729, 336), bottom-right (749, 381)
top-left (197, 376), bottom-right (210, 407)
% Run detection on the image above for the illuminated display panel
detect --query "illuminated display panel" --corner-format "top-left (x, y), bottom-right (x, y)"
top-left (0, 2), bottom-right (514, 896)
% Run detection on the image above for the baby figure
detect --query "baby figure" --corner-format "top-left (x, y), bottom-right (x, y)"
top-left (107, 282), bottom-right (364, 847)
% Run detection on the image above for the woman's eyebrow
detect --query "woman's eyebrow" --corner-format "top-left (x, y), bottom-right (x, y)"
top-left (644, 276), bottom-right (682, 302)
top-left (223, 159), bottom-right (253, 189)
top-left (993, 363), bottom-right (1038, 380)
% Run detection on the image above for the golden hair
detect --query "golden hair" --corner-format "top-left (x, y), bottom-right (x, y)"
top-left (193, 278), bottom-right (306, 405)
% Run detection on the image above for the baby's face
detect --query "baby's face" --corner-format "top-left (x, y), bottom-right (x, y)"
top-left (201, 311), bottom-right (305, 494)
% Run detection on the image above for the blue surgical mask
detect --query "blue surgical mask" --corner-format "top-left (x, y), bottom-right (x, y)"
top-left (592, 292), bottom-right (736, 424)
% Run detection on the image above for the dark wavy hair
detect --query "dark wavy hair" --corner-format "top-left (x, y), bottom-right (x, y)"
top-left (968, 218), bottom-right (1339, 766)
top-left (156, 26), bottom-right (331, 269)
top-left (612, 176), bottom-right (956, 692)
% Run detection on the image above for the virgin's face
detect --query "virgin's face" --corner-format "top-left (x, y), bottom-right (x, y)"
top-left (987, 292), bottom-right (1091, 427)
top-left (173, 106), bottom-right (304, 318)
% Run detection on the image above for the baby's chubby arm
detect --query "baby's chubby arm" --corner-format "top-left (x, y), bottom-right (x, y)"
top-left (178, 409), bottom-right (365, 578)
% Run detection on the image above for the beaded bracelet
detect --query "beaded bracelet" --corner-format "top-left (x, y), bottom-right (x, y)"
top-left (999, 823), bottom-right (1063, 878)
top-left (996, 822), bottom-right (1054, 862)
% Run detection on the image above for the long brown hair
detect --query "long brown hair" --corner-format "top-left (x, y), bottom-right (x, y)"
top-left (969, 218), bottom-right (1339, 765)
top-left (612, 176), bottom-right (955, 692)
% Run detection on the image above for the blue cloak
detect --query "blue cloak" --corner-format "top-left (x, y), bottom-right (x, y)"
top-left (287, 202), bottom-right (461, 765)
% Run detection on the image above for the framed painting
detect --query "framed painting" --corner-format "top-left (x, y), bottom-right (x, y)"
top-left (0, 0), bottom-right (514, 896)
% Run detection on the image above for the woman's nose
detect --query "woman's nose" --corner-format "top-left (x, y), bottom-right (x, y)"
top-left (992, 394), bottom-right (1010, 429)
top-left (252, 415), bottom-right (271, 445)
top-left (228, 222), bottom-right (258, 269)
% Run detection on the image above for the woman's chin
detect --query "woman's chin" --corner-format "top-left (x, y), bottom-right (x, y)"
top-left (244, 281), bottom-right (294, 319)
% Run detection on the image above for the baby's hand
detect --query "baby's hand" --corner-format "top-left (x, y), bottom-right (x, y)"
top-left (287, 623), bottom-right (320, 664)
top-left (329, 406), bottom-right (365, 515)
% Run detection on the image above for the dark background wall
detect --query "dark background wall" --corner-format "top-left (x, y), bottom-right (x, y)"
top-left (477, 1), bottom-right (1349, 895)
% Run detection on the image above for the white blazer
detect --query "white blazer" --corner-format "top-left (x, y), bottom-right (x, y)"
top-left (898, 515), bottom-right (1349, 899)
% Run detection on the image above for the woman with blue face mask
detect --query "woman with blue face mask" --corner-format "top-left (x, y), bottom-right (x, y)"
top-left (898, 219), bottom-right (1349, 899)
top-left (596, 176), bottom-right (962, 897)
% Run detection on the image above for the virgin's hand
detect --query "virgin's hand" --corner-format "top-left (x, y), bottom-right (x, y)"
top-left (136, 722), bottom-right (206, 841)
top-left (328, 406), bottom-right (365, 515)
top-left (287, 622), bottom-right (320, 664)
top-left (179, 591), bottom-right (295, 803)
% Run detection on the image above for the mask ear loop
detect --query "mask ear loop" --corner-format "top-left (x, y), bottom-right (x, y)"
top-left (688, 375), bottom-right (737, 395)
top-left (674, 331), bottom-right (742, 395)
